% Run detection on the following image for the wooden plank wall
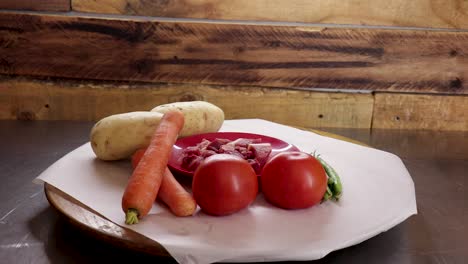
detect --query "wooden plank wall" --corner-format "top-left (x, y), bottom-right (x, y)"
top-left (373, 93), bottom-right (468, 131)
top-left (0, 76), bottom-right (374, 129)
top-left (2, 75), bottom-right (466, 131)
top-left (1, 13), bottom-right (467, 94)
top-left (0, 0), bottom-right (467, 131)
top-left (73, 0), bottom-right (468, 29)
top-left (0, 0), bottom-right (70, 11)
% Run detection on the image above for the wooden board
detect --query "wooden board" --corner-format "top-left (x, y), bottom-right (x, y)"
top-left (1, 12), bottom-right (468, 94)
top-left (372, 93), bottom-right (468, 131)
top-left (72, 0), bottom-right (468, 29)
top-left (43, 129), bottom-right (367, 258)
top-left (0, 75), bottom-right (374, 129)
top-left (0, 0), bottom-right (70, 11)
top-left (44, 184), bottom-right (170, 256)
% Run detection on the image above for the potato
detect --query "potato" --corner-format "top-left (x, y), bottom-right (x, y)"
top-left (90, 111), bottom-right (163, 160)
top-left (90, 101), bottom-right (224, 161)
top-left (151, 101), bottom-right (224, 138)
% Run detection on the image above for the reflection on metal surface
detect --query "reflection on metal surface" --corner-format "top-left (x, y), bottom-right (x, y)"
top-left (0, 242), bottom-right (41, 249)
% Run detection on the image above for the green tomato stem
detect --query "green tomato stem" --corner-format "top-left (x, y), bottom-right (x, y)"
top-left (314, 154), bottom-right (343, 201)
top-left (323, 186), bottom-right (333, 202)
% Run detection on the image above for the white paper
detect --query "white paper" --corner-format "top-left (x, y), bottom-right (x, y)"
top-left (35, 119), bottom-right (417, 264)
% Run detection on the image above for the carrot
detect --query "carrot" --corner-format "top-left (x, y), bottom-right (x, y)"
top-left (122, 110), bottom-right (184, 224)
top-left (160, 168), bottom-right (197, 216)
top-left (131, 148), bottom-right (146, 169)
top-left (131, 149), bottom-right (197, 217)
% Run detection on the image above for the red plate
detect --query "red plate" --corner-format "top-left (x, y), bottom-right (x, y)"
top-left (168, 132), bottom-right (300, 177)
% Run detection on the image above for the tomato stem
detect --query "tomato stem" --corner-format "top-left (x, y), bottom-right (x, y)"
top-left (312, 152), bottom-right (343, 202)
top-left (322, 186), bottom-right (333, 202)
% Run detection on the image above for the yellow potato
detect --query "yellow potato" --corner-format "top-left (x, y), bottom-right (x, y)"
top-left (90, 111), bottom-right (163, 160)
top-left (151, 101), bottom-right (224, 138)
top-left (90, 101), bottom-right (225, 160)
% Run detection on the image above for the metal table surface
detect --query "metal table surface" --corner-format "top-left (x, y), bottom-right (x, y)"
top-left (1, 120), bottom-right (467, 264)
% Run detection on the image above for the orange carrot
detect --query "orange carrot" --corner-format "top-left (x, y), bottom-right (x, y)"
top-left (122, 110), bottom-right (184, 224)
top-left (131, 148), bottom-right (146, 169)
top-left (131, 149), bottom-right (197, 217)
top-left (160, 168), bottom-right (197, 216)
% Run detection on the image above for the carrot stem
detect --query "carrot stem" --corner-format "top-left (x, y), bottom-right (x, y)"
top-left (125, 208), bottom-right (139, 225)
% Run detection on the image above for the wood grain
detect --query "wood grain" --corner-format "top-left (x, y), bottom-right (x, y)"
top-left (1, 12), bottom-right (467, 94)
top-left (372, 93), bottom-right (468, 131)
top-left (0, 75), bottom-right (374, 129)
top-left (72, 0), bottom-right (468, 29)
top-left (45, 184), bottom-right (170, 256)
top-left (0, 0), bottom-right (70, 11)
top-left (4, 75), bottom-right (466, 131)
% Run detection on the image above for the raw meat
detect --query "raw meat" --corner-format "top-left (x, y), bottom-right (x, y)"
top-left (180, 138), bottom-right (272, 174)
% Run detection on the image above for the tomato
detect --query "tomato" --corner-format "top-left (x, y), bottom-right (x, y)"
top-left (192, 154), bottom-right (258, 216)
top-left (261, 151), bottom-right (327, 209)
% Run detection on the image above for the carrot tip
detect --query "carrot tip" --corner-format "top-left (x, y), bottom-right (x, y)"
top-left (125, 209), bottom-right (139, 225)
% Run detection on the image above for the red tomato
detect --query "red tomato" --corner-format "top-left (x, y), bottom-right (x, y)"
top-left (261, 151), bottom-right (327, 209)
top-left (192, 154), bottom-right (258, 216)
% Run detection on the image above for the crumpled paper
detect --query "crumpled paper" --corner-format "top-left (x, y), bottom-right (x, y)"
top-left (35, 119), bottom-right (417, 264)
